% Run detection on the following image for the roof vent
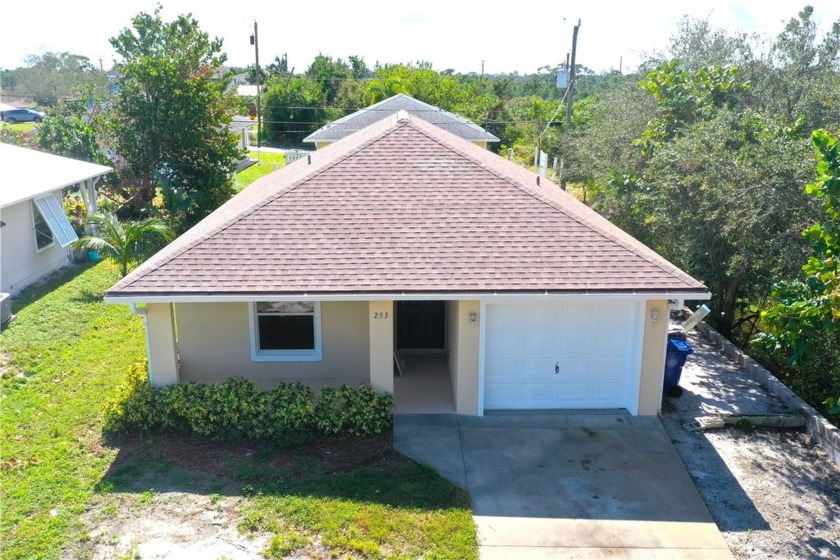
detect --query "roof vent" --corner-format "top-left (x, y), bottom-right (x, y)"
top-left (536, 176), bottom-right (541, 187)
top-left (397, 110), bottom-right (410, 123)
top-left (307, 154), bottom-right (312, 165)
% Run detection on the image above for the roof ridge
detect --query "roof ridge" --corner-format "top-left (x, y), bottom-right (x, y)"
top-left (111, 116), bottom-right (410, 293)
top-left (400, 117), bottom-right (699, 289)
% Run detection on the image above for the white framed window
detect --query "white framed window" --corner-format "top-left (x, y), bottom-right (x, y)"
top-left (32, 195), bottom-right (78, 252)
top-left (32, 202), bottom-right (54, 251)
top-left (249, 301), bottom-right (323, 362)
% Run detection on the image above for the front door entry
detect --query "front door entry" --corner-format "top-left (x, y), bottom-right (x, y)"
top-left (397, 301), bottom-right (445, 349)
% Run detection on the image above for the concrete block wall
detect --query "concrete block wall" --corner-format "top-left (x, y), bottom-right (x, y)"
top-left (694, 321), bottom-right (840, 467)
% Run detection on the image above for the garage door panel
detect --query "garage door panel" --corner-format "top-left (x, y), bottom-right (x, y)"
top-left (486, 382), bottom-right (520, 402)
top-left (557, 357), bottom-right (594, 379)
top-left (524, 329), bottom-right (556, 353)
top-left (559, 329), bottom-right (598, 355)
top-left (486, 329), bottom-right (523, 355)
top-left (561, 303), bottom-right (592, 326)
top-left (486, 304), bottom-right (525, 326)
top-left (597, 302), bottom-right (635, 325)
top-left (556, 382), bottom-right (592, 403)
top-left (484, 301), bottom-right (640, 411)
top-left (595, 356), bottom-right (629, 378)
top-left (522, 383), bottom-right (557, 401)
top-left (596, 330), bottom-right (633, 355)
top-left (525, 305), bottom-right (557, 326)
top-left (485, 357), bottom-right (520, 377)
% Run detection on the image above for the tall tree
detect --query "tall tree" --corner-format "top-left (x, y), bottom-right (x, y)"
top-left (110, 8), bottom-right (242, 232)
top-left (591, 61), bottom-right (817, 338)
top-left (11, 52), bottom-right (109, 106)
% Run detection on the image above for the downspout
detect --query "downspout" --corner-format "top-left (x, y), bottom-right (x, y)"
top-left (130, 303), bottom-right (155, 385)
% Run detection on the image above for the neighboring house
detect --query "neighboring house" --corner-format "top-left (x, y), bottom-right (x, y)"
top-left (303, 93), bottom-right (499, 149)
top-left (236, 84), bottom-right (259, 97)
top-left (0, 143), bottom-right (112, 295)
top-left (105, 111), bottom-right (709, 417)
top-left (230, 116), bottom-right (257, 171)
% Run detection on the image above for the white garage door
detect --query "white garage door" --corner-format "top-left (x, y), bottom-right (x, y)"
top-left (483, 301), bottom-right (642, 411)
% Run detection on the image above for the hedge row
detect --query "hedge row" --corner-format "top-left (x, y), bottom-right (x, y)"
top-left (104, 362), bottom-right (394, 443)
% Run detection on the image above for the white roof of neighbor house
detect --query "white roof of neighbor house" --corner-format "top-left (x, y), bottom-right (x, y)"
top-left (0, 143), bottom-right (112, 208)
top-left (304, 93), bottom-right (499, 143)
top-left (0, 102), bottom-right (17, 112)
top-left (236, 84), bottom-right (259, 97)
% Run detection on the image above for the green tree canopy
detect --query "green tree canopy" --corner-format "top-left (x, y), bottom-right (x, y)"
top-left (109, 7), bottom-right (242, 232)
top-left (9, 52), bottom-right (109, 106)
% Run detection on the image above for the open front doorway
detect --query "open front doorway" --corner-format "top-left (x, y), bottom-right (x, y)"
top-left (396, 301), bottom-right (446, 349)
top-left (393, 300), bottom-right (455, 414)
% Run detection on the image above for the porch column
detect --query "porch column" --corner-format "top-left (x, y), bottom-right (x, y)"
top-left (144, 303), bottom-right (179, 387)
top-left (638, 300), bottom-right (669, 415)
top-left (454, 300), bottom-right (481, 415)
top-left (368, 300), bottom-right (394, 394)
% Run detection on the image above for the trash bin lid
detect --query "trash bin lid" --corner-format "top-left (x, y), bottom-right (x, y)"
top-left (667, 338), bottom-right (694, 354)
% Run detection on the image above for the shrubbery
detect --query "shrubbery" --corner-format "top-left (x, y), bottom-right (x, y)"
top-left (104, 362), bottom-right (393, 442)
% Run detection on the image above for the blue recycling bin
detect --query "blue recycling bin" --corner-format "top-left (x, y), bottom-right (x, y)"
top-left (663, 337), bottom-right (693, 394)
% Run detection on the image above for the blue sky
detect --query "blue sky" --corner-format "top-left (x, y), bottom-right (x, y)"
top-left (2, 1), bottom-right (839, 74)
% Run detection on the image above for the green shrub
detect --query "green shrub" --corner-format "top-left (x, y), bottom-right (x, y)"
top-left (315, 385), bottom-right (394, 436)
top-left (262, 382), bottom-right (316, 443)
top-left (344, 385), bottom-right (394, 436)
top-left (103, 363), bottom-right (393, 441)
top-left (103, 361), bottom-right (159, 432)
top-left (314, 386), bottom-right (349, 435)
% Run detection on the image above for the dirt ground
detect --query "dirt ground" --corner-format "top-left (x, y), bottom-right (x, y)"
top-left (661, 330), bottom-right (840, 559)
top-left (62, 434), bottom-right (395, 559)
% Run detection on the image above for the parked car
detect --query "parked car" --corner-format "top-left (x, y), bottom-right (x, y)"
top-left (2, 109), bottom-right (45, 123)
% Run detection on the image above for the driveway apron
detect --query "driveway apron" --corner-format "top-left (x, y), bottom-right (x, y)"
top-left (395, 413), bottom-right (733, 559)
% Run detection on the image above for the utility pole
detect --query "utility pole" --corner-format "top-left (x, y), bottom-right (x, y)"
top-left (560, 19), bottom-right (581, 190)
top-left (481, 60), bottom-right (485, 77)
top-left (250, 20), bottom-right (262, 161)
top-left (564, 20), bottom-right (580, 133)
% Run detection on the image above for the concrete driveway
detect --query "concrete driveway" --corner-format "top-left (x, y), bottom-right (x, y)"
top-left (394, 413), bottom-right (733, 559)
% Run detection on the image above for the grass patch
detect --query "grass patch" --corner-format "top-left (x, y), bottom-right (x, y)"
top-left (0, 263), bottom-right (145, 559)
top-left (234, 150), bottom-right (286, 190)
top-left (1, 122), bottom-right (38, 133)
top-left (1, 262), bottom-right (477, 559)
top-left (95, 432), bottom-right (476, 559)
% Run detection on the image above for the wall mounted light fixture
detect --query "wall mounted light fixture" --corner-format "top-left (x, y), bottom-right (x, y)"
top-left (650, 307), bottom-right (661, 326)
top-left (469, 311), bottom-right (478, 323)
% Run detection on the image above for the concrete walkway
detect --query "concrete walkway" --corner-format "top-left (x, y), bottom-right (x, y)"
top-left (394, 413), bottom-right (733, 559)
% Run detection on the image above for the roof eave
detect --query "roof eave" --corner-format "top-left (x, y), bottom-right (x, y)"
top-left (105, 288), bottom-right (711, 304)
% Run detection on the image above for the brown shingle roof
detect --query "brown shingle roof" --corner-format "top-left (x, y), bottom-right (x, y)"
top-left (107, 112), bottom-right (707, 298)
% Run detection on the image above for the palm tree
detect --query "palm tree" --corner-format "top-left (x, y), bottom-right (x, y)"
top-left (72, 212), bottom-right (174, 277)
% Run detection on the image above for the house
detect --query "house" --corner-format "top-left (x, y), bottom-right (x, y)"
top-left (105, 111), bottom-right (709, 417)
top-left (303, 93), bottom-right (499, 149)
top-left (229, 116), bottom-right (257, 171)
top-left (0, 143), bottom-right (112, 295)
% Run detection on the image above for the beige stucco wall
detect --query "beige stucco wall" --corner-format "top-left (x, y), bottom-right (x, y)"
top-left (175, 301), bottom-right (369, 391)
top-left (146, 303), bottom-right (179, 386)
top-left (446, 301), bottom-right (460, 402)
top-left (368, 301), bottom-right (394, 394)
top-left (638, 299), bottom-right (669, 415)
top-left (447, 300), bottom-right (480, 415)
top-left (0, 191), bottom-right (71, 294)
top-left (314, 141), bottom-right (330, 150)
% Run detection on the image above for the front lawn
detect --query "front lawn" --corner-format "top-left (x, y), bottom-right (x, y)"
top-left (0, 263), bottom-right (476, 559)
top-left (0, 263), bottom-right (145, 559)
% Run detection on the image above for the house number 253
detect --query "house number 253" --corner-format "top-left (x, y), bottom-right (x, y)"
top-left (373, 312), bottom-right (389, 319)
